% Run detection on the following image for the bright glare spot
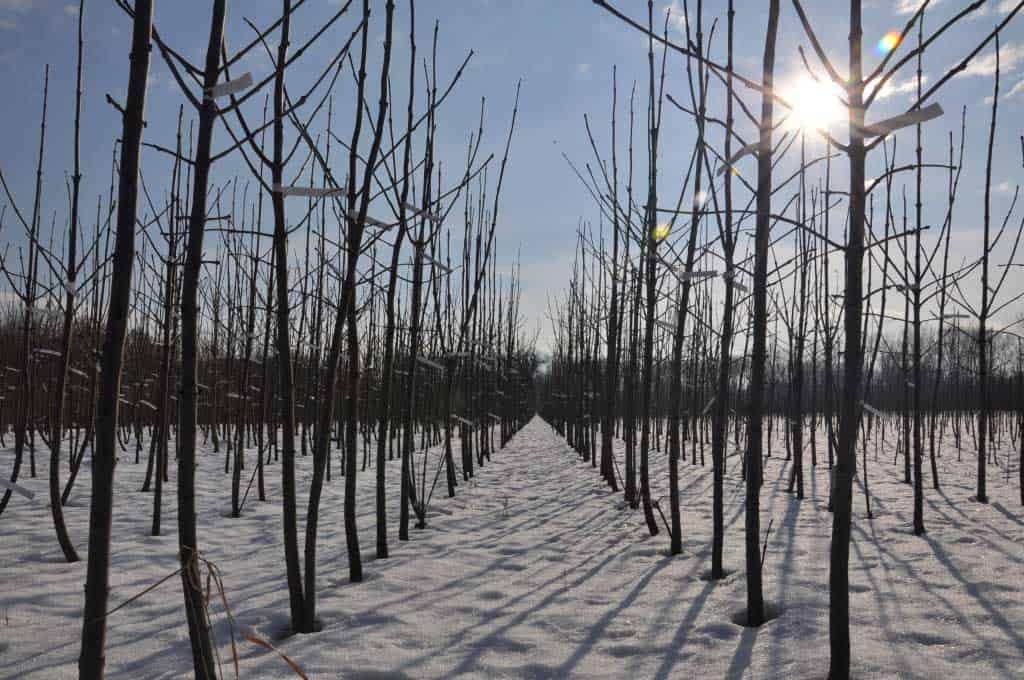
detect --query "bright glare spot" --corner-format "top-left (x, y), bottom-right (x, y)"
top-left (877, 31), bottom-right (901, 56)
top-left (782, 74), bottom-right (845, 131)
top-left (652, 223), bottom-right (672, 242)
top-left (694, 190), bottom-right (708, 208)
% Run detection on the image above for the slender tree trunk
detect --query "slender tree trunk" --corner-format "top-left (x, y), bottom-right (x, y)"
top-left (78, 3), bottom-right (153, 677)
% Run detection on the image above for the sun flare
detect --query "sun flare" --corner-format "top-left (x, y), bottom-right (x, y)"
top-left (782, 74), bottom-right (846, 131)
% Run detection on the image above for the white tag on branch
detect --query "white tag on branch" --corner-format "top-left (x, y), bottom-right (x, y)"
top-left (0, 478), bottom-right (34, 500)
top-left (416, 356), bottom-right (444, 372)
top-left (346, 209), bottom-right (393, 230)
top-left (273, 183), bottom-right (342, 198)
top-left (717, 142), bottom-right (759, 176)
top-left (859, 103), bottom-right (943, 138)
top-left (33, 348), bottom-right (61, 358)
top-left (139, 400), bottom-right (158, 411)
top-left (862, 401), bottom-right (881, 417)
top-left (405, 203), bottom-right (442, 223)
top-left (677, 269), bottom-right (717, 281)
top-left (722, 269), bottom-right (749, 292)
top-left (702, 396), bottom-right (717, 416)
top-left (205, 72), bottom-right (253, 100)
top-left (423, 254), bottom-right (453, 274)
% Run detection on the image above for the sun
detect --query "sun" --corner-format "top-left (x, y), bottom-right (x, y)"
top-left (781, 74), bottom-right (846, 131)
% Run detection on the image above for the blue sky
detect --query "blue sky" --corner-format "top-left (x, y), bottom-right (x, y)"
top-left (1, 0), bottom-right (1023, 351)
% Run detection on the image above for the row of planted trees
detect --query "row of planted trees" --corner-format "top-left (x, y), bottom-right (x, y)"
top-left (540, 1), bottom-right (1024, 679)
top-left (0, 1), bottom-right (539, 678)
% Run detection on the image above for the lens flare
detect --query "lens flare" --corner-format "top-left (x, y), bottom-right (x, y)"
top-left (652, 223), bottom-right (672, 242)
top-left (781, 74), bottom-right (845, 131)
top-left (877, 31), bottom-right (901, 55)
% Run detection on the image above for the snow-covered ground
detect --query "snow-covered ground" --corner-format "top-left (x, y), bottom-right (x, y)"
top-left (1, 416), bottom-right (1022, 678)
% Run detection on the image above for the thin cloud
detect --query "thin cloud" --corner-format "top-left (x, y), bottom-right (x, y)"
top-left (958, 42), bottom-right (1024, 78)
top-left (867, 75), bottom-right (927, 101)
top-left (895, 0), bottom-right (939, 15)
top-left (663, 0), bottom-right (688, 36)
top-left (0, 0), bottom-right (33, 11)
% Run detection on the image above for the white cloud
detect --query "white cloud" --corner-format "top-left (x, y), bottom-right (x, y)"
top-left (1007, 78), bottom-right (1024, 99)
top-left (0, 0), bottom-right (33, 11)
top-left (662, 0), bottom-right (688, 36)
top-left (867, 75), bottom-right (926, 101)
top-left (959, 42), bottom-right (1024, 78)
top-left (895, 0), bottom-right (938, 15)
top-left (576, 63), bottom-right (591, 75)
top-left (63, 4), bottom-right (78, 17)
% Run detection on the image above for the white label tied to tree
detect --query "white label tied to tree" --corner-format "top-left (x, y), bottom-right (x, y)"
top-left (451, 414), bottom-right (473, 427)
top-left (0, 477), bottom-right (34, 501)
top-left (346, 210), bottom-right (393, 230)
top-left (677, 269), bottom-right (717, 281)
top-left (702, 396), bottom-right (717, 416)
top-left (722, 269), bottom-right (749, 292)
top-left (655, 319), bottom-right (676, 332)
top-left (273, 183), bottom-right (342, 199)
top-left (858, 103), bottom-right (944, 138)
top-left (404, 203), bottom-right (442, 223)
top-left (416, 356), bottom-right (445, 372)
top-left (717, 142), bottom-right (759, 176)
top-left (423, 254), bottom-right (453, 274)
top-left (205, 72), bottom-right (254, 101)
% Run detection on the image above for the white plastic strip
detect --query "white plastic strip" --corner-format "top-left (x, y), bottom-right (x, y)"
top-left (346, 209), bottom-right (392, 229)
top-left (423, 253), bottom-right (453, 274)
top-left (416, 356), bottom-right (444, 372)
top-left (859, 103), bottom-right (943, 138)
top-left (139, 400), bottom-right (157, 410)
top-left (862, 402), bottom-right (881, 417)
top-left (404, 203), bottom-right (442, 223)
top-left (205, 72), bottom-right (253, 100)
top-left (677, 270), bottom-right (717, 281)
top-left (717, 142), bottom-right (759, 176)
top-left (273, 183), bottom-right (342, 198)
top-left (0, 478), bottom-right (34, 500)
top-left (701, 396), bottom-right (716, 416)
top-left (33, 348), bottom-right (61, 357)
top-left (655, 319), bottom-right (676, 332)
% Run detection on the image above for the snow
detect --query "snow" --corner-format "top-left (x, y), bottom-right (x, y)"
top-left (1, 416), bottom-right (1022, 678)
